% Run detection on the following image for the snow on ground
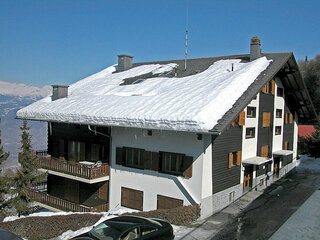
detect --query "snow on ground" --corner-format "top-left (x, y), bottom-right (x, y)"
top-left (17, 57), bottom-right (271, 132)
top-left (296, 155), bottom-right (320, 173)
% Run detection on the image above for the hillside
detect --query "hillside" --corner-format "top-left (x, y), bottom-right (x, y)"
top-left (0, 81), bottom-right (51, 172)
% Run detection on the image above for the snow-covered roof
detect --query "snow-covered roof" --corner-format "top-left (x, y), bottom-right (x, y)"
top-left (17, 57), bottom-right (271, 132)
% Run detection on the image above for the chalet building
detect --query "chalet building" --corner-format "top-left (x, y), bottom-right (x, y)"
top-left (17, 37), bottom-right (317, 218)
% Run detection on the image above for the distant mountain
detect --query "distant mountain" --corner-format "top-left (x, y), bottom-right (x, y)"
top-left (0, 81), bottom-right (51, 172)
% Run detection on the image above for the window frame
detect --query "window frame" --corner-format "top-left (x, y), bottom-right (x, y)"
top-left (161, 152), bottom-right (185, 175)
top-left (277, 87), bottom-right (284, 97)
top-left (276, 109), bottom-right (282, 118)
top-left (247, 107), bottom-right (256, 118)
top-left (124, 147), bottom-right (145, 169)
top-left (245, 127), bottom-right (255, 139)
top-left (275, 126), bottom-right (282, 135)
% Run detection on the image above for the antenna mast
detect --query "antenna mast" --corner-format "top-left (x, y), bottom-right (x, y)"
top-left (184, 0), bottom-right (189, 70)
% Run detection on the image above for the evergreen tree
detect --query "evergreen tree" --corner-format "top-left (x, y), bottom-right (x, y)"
top-left (0, 118), bottom-right (10, 214)
top-left (300, 124), bottom-right (320, 158)
top-left (298, 55), bottom-right (320, 115)
top-left (10, 120), bottom-right (44, 216)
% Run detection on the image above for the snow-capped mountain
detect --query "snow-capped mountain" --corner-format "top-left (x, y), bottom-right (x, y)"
top-left (0, 81), bottom-right (51, 172)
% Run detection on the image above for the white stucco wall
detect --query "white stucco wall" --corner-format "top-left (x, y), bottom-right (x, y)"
top-left (273, 78), bottom-right (285, 152)
top-left (109, 127), bottom-right (212, 212)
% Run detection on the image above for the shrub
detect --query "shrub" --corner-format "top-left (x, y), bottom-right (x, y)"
top-left (123, 204), bottom-right (200, 226)
top-left (0, 213), bottom-right (102, 240)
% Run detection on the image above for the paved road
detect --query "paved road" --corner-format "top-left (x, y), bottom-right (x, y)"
top-left (210, 171), bottom-right (320, 240)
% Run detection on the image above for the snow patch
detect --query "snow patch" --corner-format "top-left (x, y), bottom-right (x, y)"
top-left (296, 155), bottom-right (320, 173)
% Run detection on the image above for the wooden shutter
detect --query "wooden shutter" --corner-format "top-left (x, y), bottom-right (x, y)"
top-left (183, 156), bottom-right (193, 178)
top-left (238, 111), bottom-right (246, 126)
top-left (284, 141), bottom-right (288, 150)
top-left (285, 113), bottom-right (288, 124)
top-left (289, 113), bottom-right (293, 123)
top-left (236, 151), bottom-right (241, 166)
top-left (116, 147), bottom-right (124, 165)
top-left (121, 187), bottom-right (143, 210)
top-left (228, 152), bottom-right (233, 168)
top-left (262, 112), bottom-right (271, 127)
top-left (157, 195), bottom-right (183, 210)
top-left (261, 145), bottom-right (268, 157)
top-left (271, 79), bottom-right (275, 95)
top-left (143, 151), bottom-right (152, 169)
top-left (261, 84), bottom-right (267, 93)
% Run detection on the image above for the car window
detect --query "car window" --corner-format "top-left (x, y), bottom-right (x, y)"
top-left (91, 222), bottom-right (122, 240)
top-left (140, 226), bottom-right (157, 236)
top-left (120, 227), bottom-right (139, 240)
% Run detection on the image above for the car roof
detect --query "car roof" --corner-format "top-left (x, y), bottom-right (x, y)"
top-left (106, 216), bottom-right (161, 228)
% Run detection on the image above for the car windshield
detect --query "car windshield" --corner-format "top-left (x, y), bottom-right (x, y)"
top-left (90, 222), bottom-right (123, 240)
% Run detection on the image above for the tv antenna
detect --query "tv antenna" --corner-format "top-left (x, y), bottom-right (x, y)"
top-left (184, 0), bottom-right (189, 70)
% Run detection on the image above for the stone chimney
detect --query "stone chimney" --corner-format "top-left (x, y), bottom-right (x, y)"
top-left (118, 55), bottom-right (133, 72)
top-left (250, 36), bottom-right (261, 61)
top-left (52, 85), bottom-right (69, 101)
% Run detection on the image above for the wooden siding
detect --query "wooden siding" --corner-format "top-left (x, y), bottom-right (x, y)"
top-left (47, 175), bottom-right (108, 205)
top-left (48, 123), bottom-right (110, 163)
top-left (283, 105), bottom-right (294, 150)
top-left (257, 93), bottom-right (274, 157)
top-left (212, 125), bottom-right (242, 194)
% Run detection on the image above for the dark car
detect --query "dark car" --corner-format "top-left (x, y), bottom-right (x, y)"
top-left (71, 215), bottom-right (174, 240)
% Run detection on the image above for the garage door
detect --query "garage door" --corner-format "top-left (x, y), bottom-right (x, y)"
top-left (157, 195), bottom-right (183, 210)
top-left (121, 187), bottom-right (143, 211)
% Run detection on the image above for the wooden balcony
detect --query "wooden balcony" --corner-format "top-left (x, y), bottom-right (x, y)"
top-left (28, 187), bottom-right (108, 212)
top-left (19, 150), bottom-right (110, 181)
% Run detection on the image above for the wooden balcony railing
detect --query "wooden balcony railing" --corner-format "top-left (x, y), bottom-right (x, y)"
top-left (18, 150), bottom-right (109, 180)
top-left (28, 188), bottom-right (108, 212)
top-left (36, 156), bottom-right (110, 180)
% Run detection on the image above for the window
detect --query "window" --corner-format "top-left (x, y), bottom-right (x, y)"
top-left (157, 195), bottom-right (183, 210)
top-left (245, 127), bottom-right (255, 139)
top-left (68, 141), bottom-right (85, 162)
top-left (124, 147), bottom-right (144, 169)
top-left (247, 107), bottom-right (256, 118)
top-left (261, 80), bottom-right (275, 94)
top-left (285, 113), bottom-right (288, 124)
top-left (277, 87), bottom-right (284, 97)
top-left (261, 145), bottom-right (269, 158)
top-left (276, 109), bottom-right (282, 118)
top-left (262, 112), bottom-right (271, 127)
top-left (162, 152), bottom-right (184, 175)
top-left (121, 187), bottom-right (143, 210)
top-left (275, 126), bottom-right (282, 135)
top-left (284, 141), bottom-right (289, 150)
top-left (141, 226), bottom-right (157, 236)
top-left (121, 227), bottom-right (139, 240)
top-left (228, 151), bottom-right (241, 168)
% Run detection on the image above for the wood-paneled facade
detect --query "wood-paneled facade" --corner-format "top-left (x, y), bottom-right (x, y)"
top-left (212, 124), bottom-right (242, 194)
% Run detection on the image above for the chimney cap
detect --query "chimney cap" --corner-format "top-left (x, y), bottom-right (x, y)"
top-left (250, 36), bottom-right (261, 45)
top-left (118, 55), bottom-right (133, 58)
top-left (52, 85), bottom-right (69, 88)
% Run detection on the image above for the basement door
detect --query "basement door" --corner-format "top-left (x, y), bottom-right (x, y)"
top-left (121, 187), bottom-right (143, 211)
top-left (243, 165), bottom-right (253, 190)
top-left (274, 157), bottom-right (280, 177)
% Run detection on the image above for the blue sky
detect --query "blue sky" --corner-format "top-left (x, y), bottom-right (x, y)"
top-left (0, 0), bottom-right (319, 87)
